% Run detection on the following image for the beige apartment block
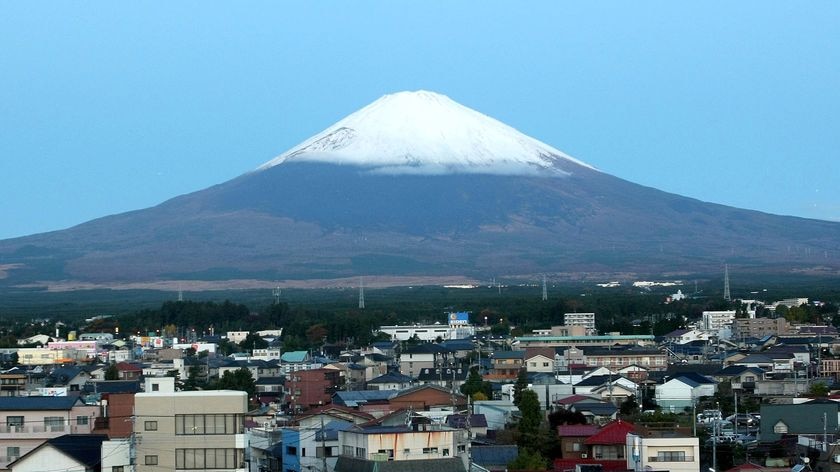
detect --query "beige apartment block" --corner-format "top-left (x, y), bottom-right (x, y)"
top-left (134, 390), bottom-right (247, 472)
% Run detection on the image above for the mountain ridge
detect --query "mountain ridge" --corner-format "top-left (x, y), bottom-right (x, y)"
top-left (1, 91), bottom-right (839, 287)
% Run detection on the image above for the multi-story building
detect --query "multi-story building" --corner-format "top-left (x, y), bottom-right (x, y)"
top-left (516, 334), bottom-right (655, 349)
top-left (732, 317), bottom-right (792, 340)
top-left (0, 396), bottom-right (99, 469)
top-left (134, 379), bottom-right (248, 472)
top-left (378, 324), bottom-right (475, 341)
top-left (398, 344), bottom-right (452, 377)
top-left (701, 310), bottom-right (737, 336)
top-left (286, 368), bottom-right (342, 413)
top-left (564, 313), bottom-right (596, 334)
top-left (487, 351), bottom-right (524, 380)
top-left (581, 347), bottom-right (667, 372)
top-left (626, 432), bottom-right (700, 472)
top-left (335, 424), bottom-right (470, 472)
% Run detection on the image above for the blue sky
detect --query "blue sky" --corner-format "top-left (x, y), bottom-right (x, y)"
top-left (1, 2), bottom-right (838, 240)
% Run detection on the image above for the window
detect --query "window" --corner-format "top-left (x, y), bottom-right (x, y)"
top-left (44, 416), bottom-right (65, 432)
top-left (404, 448), bottom-right (411, 455)
top-left (144, 421), bottom-right (158, 431)
top-left (7, 447), bottom-right (20, 459)
top-left (176, 414), bottom-right (241, 435)
top-left (176, 449), bottom-right (241, 469)
top-left (151, 383), bottom-right (160, 391)
top-left (145, 455), bottom-right (158, 466)
top-left (302, 448), bottom-right (306, 457)
top-left (442, 448), bottom-right (450, 457)
top-left (112, 467), bottom-right (124, 472)
top-left (422, 447), bottom-right (439, 454)
top-left (774, 421), bottom-right (789, 434)
top-left (343, 446), bottom-right (354, 456)
top-left (6, 416), bottom-right (23, 431)
top-left (355, 447), bottom-right (366, 458)
top-left (77, 416), bottom-right (89, 426)
top-left (657, 451), bottom-right (686, 462)
top-left (286, 446), bottom-right (297, 456)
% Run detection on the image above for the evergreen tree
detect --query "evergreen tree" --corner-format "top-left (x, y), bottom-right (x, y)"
top-left (513, 368), bottom-right (529, 407)
top-left (517, 389), bottom-right (541, 447)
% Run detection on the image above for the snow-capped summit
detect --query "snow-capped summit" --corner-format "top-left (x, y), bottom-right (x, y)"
top-left (258, 90), bottom-right (595, 175)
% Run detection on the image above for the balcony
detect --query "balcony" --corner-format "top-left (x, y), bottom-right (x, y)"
top-left (0, 424), bottom-right (89, 439)
top-left (648, 455), bottom-right (694, 462)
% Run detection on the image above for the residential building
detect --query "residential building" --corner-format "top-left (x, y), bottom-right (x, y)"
top-left (133, 383), bottom-right (248, 472)
top-left (626, 432), bottom-right (700, 472)
top-left (760, 400), bottom-right (840, 442)
top-left (366, 372), bottom-right (413, 391)
top-left (554, 420), bottom-right (636, 471)
top-left (7, 434), bottom-right (108, 472)
top-left (398, 344), bottom-right (452, 377)
top-left (415, 367), bottom-right (468, 391)
top-left (701, 310), bottom-right (737, 336)
top-left (733, 317), bottom-right (792, 340)
top-left (487, 351), bottom-right (524, 380)
top-left (0, 396), bottom-right (99, 469)
top-left (287, 368), bottom-right (342, 413)
top-left (524, 348), bottom-right (556, 373)
top-left (582, 346), bottom-right (667, 371)
top-left (564, 313), bottom-right (596, 334)
top-left (334, 424), bottom-right (469, 472)
top-left (655, 374), bottom-right (716, 412)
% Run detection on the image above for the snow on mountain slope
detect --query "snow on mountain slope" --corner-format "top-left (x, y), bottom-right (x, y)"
top-left (258, 90), bottom-right (596, 175)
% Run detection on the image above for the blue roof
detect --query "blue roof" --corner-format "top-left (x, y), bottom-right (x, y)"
top-left (280, 351), bottom-right (309, 363)
top-left (472, 445), bottom-right (519, 466)
top-left (0, 396), bottom-right (81, 411)
top-left (367, 372), bottom-right (414, 384)
top-left (332, 390), bottom-right (397, 407)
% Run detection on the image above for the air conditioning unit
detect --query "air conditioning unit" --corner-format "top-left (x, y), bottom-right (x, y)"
top-left (581, 453), bottom-right (588, 458)
top-left (833, 455), bottom-right (840, 464)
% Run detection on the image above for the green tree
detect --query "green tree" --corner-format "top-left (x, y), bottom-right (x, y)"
top-left (809, 381), bottom-right (829, 397)
top-left (241, 333), bottom-right (268, 351)
top-left (620, 395), bottom-right (639, 415)
top-left (508, 447), bottom-right (547, 471)
top-left (517, 389), bottom-right (541, 447)
top-left (216, 368), bottom-right (257, 400)
top-left (460, 366), bottom-right (492, 400)
top-left (513, 368), bottom-right (529, 407)
top-left (104, 363), bottom-right (119, 381)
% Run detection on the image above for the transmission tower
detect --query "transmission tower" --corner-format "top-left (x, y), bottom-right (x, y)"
top-left (177, 283), bottom-right (183, 302)
top-left (723, 264), bottom-right (731, 301)
top-left (541, 275), bottom-right (548, 301)
top-left (272, 286), bottom-right (281, 305)
top-left (358, 277), bottom-right (365, 309)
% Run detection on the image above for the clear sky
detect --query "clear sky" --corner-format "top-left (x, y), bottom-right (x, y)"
top-left (1, 2), bottom-right (838, 240)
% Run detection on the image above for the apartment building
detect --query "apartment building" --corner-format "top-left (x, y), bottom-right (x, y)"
top-left (286, 368), bottom-right (342, 413)
top-left (134, 381), bottom-right (248, 472)
top-left (564, 313), bottom-right (596, 334)
top-left (0, 396), bottom-right (99, 469)
top-left (626, 432), bottom-right (700, 472)
top-left (334, 424), bottom-right (469, 472)
top-left (732, 317), bottom-right (792, 340)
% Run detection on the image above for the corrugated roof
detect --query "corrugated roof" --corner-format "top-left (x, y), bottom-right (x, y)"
top-left (0, 396), bottom-right (81, 411)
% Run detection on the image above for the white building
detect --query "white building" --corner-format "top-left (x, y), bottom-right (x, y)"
top-left (626, 433), bottom-right (700, 472)
top-left (564, 313), bottom-right (596, 334)
top-left (701, 310), bottom-right (737, 336)
top-left (379, 323), bottom-right (475, 341)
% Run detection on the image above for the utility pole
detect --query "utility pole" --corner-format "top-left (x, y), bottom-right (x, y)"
top-left (321, 416), bottom-right (328, 472)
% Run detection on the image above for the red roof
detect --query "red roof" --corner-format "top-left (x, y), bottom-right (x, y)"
top-left (584, 420), bottom-right (637, 445)
top-left (556, 424), bottom-right (599, 437)
top-left (115, 362), bottom-right (142, 372)
top-left (554, 459), bottom-right (627, 472)
top-left (554, 394), bottom-right (597, 405)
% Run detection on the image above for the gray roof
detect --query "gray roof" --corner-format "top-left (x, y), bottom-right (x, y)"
top-left (471, 445), bottom-right (519, 467)
top-left (336, 456), bottom-right (466, 472)
top-left (332, 390), bottom-right (398, 407)
top-left (0, 396), bottom-right (82, 411)
top-left (367, 371), bottom-right (414, 384)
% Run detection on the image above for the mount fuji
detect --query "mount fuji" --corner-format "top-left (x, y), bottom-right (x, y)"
top-left (2, 91), bottom-right (839, 288)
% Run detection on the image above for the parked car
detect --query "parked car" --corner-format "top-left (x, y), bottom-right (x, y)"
top-left (726, 413), bottom-right (758, 426)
